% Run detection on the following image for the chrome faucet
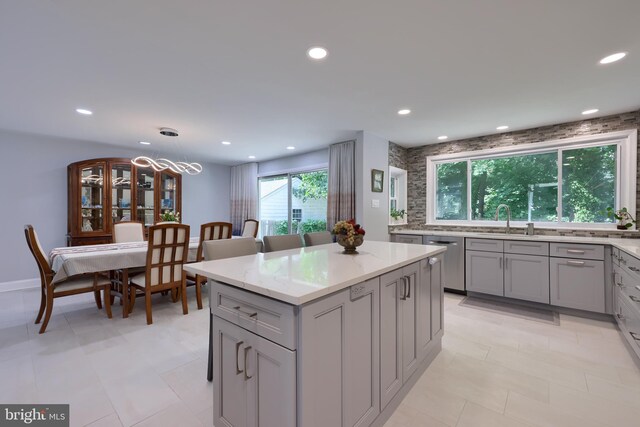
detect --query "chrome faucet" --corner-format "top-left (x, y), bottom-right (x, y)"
top-left (494, 204), bottom-right (511, 234)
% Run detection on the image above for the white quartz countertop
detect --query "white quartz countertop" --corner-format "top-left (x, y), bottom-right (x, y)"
top-left (390, 229), bottom-right (640, 258)
top-left (183, 241), bottom-right (446, 305)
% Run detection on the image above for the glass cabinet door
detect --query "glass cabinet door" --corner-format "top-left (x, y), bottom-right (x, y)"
top-left (80, 164), bottom-right (105, 232)
top-left (159, 172), bottom-right (178, 219)
top-left (111, 164), bottom-right (132, 225)
top-left (136, 168), bottom-right (155, 227)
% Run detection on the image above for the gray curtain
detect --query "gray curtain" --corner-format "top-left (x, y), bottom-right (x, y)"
top-left (327, 140), bottom-right (356, 229)
top-left (230, 162), bottom-right (258, 235)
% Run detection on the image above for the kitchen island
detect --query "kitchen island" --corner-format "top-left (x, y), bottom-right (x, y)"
top-left (184, 240), bottom-right (446, 427)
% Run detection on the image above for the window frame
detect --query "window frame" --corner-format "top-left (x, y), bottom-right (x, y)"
top-left (426, 130), bottom-right (637, 229)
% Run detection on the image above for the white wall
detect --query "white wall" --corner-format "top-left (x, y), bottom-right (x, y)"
top-left (258, 149), bottom-right (328, 176)
top-left (0, 129), bottom-right (230, 286)
top-left (355, 131), bottom-right (389, 242)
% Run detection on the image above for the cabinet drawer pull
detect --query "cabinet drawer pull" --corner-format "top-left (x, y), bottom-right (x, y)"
top-left (616, 282), bottom-right (625, 288)
top-left (636, 286), bottom-right (640, 293)
top-left (243, 346), bottom-right (253, 380)
top-left (405, 276), bottom-right (411, 299)
top-left (630, 296), bottom-right (640, 303)
top-left (567, 249), bottom-right (586, 254)
top-left (429, 257), bottom-right (440, 265)
top-left (400, 277), bottom-right (407, 301)
top-left (617, 313), bottom-right (624, 320)
top-left (629, 266), bottom-right (640, 273)
top-left (566, 260), bottom-right (585, 266)
top-left (235, 341), bottom-right (244, 375)
top-left (233, 306), bottom-right (258, 318)
top-left (630, 332), bottom-right (640, 341)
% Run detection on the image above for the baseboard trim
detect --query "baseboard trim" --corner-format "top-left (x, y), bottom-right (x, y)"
top-left (0, 278), bottom-right (40, 293)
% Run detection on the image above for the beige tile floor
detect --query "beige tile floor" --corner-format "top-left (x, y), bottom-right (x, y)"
top-left (2, 288), bottom-right (640, 426)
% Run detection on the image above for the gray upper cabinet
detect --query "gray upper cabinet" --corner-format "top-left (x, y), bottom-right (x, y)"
top-left (466, 250), bottom-right (504, 296)
top-left (504, 254), bottom-right (550, 304)
top-left (550, 258), bottom-right (605, 313)
top-left (214, 317), bottom-right (296, 427)
top-left (298, 279), bottom-right (381, 427)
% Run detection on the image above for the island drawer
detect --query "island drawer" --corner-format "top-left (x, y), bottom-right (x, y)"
top-left (620, 251), bottom-right (640, 280)
top-left (211, 281), bottom-right (297, 350)
top-left (466, 238), bottom-right (503, 253)
top-left (549, 243), bottom-right (604, 260)
top-left (504, 240), bottom-right (549, 256)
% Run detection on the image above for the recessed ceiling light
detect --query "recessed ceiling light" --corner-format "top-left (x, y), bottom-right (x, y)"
top-left (248, 155), bottom-right (256, 159)
top-left (397, 109), bottom-right (411, 115)
top-left (582, 109), bottom-right (599, 115)
top-left (139, 141), bottom-right (151, 145)
top-left (221, 141), bottom-right (231, 145)
top-left (307, 47), bottom-right (328, 60)
top-left (599, 52), bottom-right (627, 64)
top-left (76, 108), bottom-right (92, 115)
top-left (437, 135), bottom-right (448, 140)
top-left (286, 146), bottom-right (296, 150)
top-left (496, 125), bottom-right (509, 131)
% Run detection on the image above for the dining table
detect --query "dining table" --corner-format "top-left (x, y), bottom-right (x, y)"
top-left (49, 236), bottom-right (263, 317)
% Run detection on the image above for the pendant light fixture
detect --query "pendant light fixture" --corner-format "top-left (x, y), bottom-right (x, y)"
top-left (132, 127), bottom-right (203, 175)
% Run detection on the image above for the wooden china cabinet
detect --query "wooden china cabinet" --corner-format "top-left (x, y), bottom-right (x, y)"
top-left (67, 158), bottom-right (182, 246)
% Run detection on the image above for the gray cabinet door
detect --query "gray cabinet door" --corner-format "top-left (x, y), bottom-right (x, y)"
top-left (246, 329), bottom-right (296, 427)
top-left (466, 250), bottom-right (504, 296)
top-left (379, 268), bottom-right (402, 410)
top-left (298, 279), bottom-right (381, 427)
top-left (345, 278), bottom-right (380, 427)
top-left (401, 262), bottom-right (420, 383)
top-left (429, 257), bottom-right (443, 338)
top-left (504, 254), bottom-right (550, 304)
top-left (417, 259), bottom-right (432, 364)
top-left (550, 258), bottom-right (605, 313)
top-left (213, 318), bottom-right (250, 427)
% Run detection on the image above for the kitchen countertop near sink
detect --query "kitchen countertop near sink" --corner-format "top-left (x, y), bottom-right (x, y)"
top-left (391, 229), bottom-right (640, 258)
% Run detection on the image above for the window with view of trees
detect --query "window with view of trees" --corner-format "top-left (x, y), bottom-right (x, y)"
top-left (428, 132), bottom-right (636, 228)
top-left (258, 170), bottom-right (328, 237)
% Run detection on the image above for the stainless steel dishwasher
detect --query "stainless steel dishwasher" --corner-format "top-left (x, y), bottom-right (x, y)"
top-left (424, 235), bottom-right (465, 293)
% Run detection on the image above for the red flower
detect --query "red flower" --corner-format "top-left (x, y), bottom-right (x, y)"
top-left (357, 228), bottom-right (366, 235)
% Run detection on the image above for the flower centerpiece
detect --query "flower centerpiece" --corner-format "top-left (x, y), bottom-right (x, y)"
top-left (332, 219), bottom-right (366, 254)
top-left (160, 210), bottom-right (181, 223)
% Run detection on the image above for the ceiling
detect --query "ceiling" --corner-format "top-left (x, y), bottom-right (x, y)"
top-left (1, 0), bottom-right (639, 165)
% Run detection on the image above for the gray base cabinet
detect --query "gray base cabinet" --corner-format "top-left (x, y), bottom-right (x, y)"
top-left (550, 258), bottom-right (605, 313)
top-left (466, 250), bottom-right (504, 296)
top-left (211, 256), bottom-right (444, 427)
top-left (504, 254), bottom-right (550, 304)
top-left (213, 317), bottom-right (297, 427)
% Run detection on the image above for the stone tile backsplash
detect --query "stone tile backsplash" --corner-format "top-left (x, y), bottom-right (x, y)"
top-left (389, 109), bottom-right (640, 238)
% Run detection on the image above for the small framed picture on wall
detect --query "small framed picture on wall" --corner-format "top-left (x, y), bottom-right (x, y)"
top-left (371, 169), bottom-right (384, 193)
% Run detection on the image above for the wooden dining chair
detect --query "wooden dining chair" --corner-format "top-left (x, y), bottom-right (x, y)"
top-left (24, 225), bottom-right (112, 334)
top-left (303, 231), bottom-right (333, 246)
top-left (113, 221), bottom-right (145, 243)
top-left (129, 223), bottom-right (190, 325)
top-left (241, 219), bottom-right (259, 238)
top-left (263, 234), bottom-right (303, 252)
top-left (187, 222), bottom-right (233, 310)
top-left (203, 237), bottom-right (258, 382)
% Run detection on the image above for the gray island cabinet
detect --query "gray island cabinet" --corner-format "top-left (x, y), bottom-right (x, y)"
top-left (184, 241), bottom-right (446, 427)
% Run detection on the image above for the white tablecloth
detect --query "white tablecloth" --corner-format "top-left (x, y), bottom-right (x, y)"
top-left (49, 237), bottom-right (263, 283)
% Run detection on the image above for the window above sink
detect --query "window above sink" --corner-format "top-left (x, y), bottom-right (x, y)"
top-left (426, 130), bottom-right (637, 229)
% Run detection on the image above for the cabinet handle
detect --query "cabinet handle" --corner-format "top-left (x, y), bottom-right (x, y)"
top-left (566, 260), bottom-right (585, 266)
top-left (567, 249), bottom-right (586, 254)
top-left (617, 313), bottom-right (624, 320)
top-left (429, 257), bottom-right (439, 265)
top-left (233, 306), bottom-right (258, 318)
top-left (243, 346), bottom-right (253, 380)
top-left (400, 277), bottom-right (407, 300)
top-left (630, 296), bottom-right (640, 304)
top-left (621, 257), bottom-right (627, 265)
top-left (235, 341), bottom-right (244, 375)
top-left (630, 332), bottom-right (640, 341)
top-left (635, 286), bottom-right (640, 293)
top-left (617, 282), bottom-right (625, 288)
top-left (629, 266), bottom-right (640, 273)
top-left (405, 276), bottom-right (411, 299)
